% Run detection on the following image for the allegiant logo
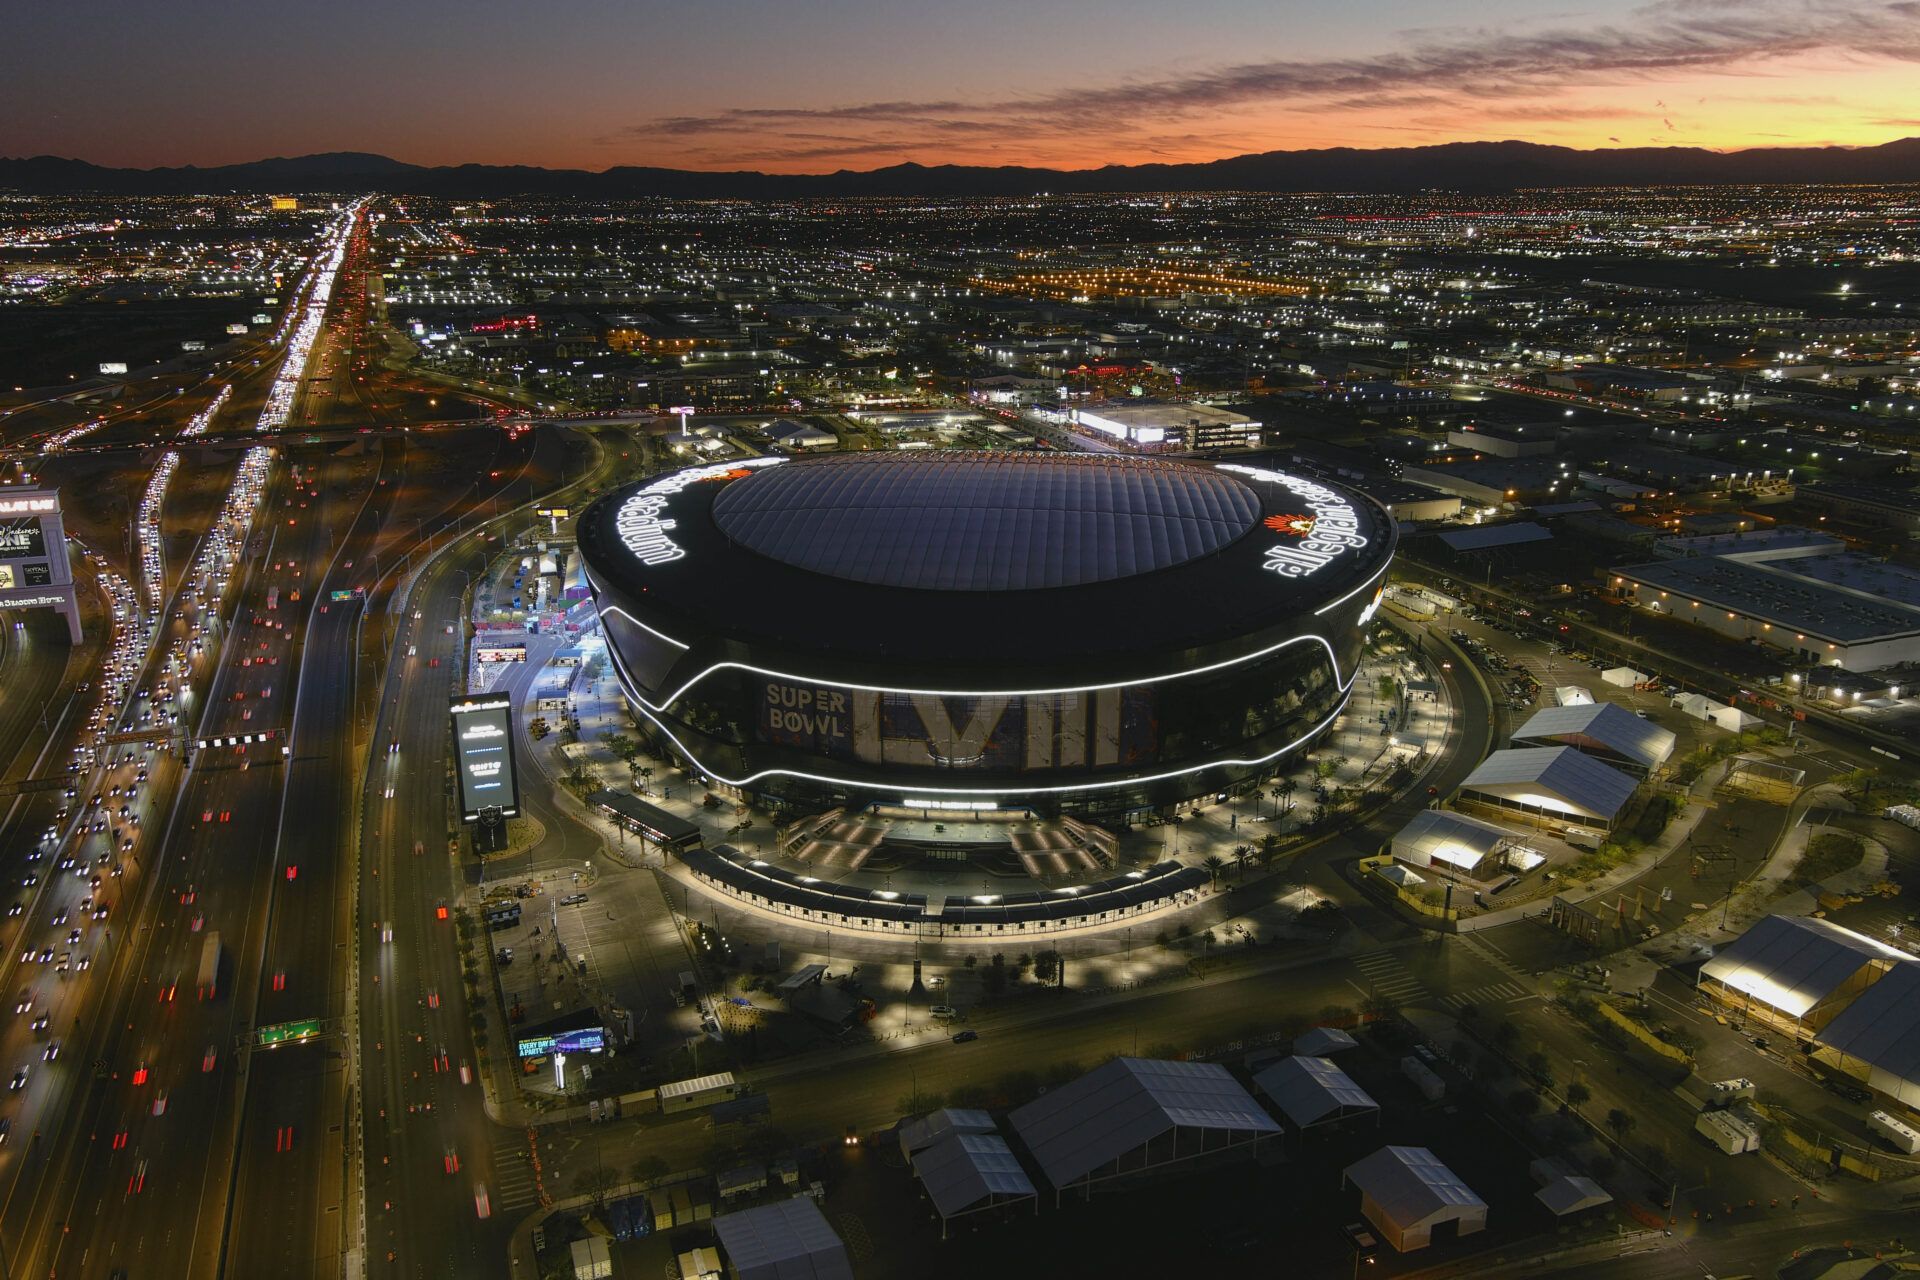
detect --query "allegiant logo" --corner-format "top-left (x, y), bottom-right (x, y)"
top-left (1220, 465), bottom-right (1370, 581)
top-left (614, 457), bottom-right (786, 566)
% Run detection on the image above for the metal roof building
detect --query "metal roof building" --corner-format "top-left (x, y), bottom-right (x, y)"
top-left (1343, 1145), bottom-right (1488, 1252)
top-left (1252, 1056), bottom-right (1381, 1131)
top-left (1510, 702), bottom-right (1677, 776)
top-left (711, 1197), bottom-right (854, 1280)
top-left (1812, 959), bottom-right (1920, 1108)
top-left (1456, 746), bottom-right (1639, 830)
top-left (1008, 1057), bottom-right (1279, 1202)
top-left (1699, 914), bottom-right (1907, 1037)
top-left (910, 1131), bottom-right (1039, 1237)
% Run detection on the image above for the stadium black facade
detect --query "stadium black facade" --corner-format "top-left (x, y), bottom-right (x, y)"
top-left (576, 452), bottom-right (1395, 819)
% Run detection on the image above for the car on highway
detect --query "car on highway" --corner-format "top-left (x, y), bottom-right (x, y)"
top-left (28, 1015), bottom-right (47, 1032)
top-left (204, 1044), bottom-right (218, 1072)
top-left (951, 1030), bottom-right (979, 1043)
top-left (9, 1067), bottom-right (27, 1091)
top-left (152, 1090), bottom-right (168, 1116)
top-left (42, 1041), bottom-right (58, 1062)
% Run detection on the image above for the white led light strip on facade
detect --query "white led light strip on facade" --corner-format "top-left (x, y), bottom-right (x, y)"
top-left (601, 631), bottom-right (1355, 798)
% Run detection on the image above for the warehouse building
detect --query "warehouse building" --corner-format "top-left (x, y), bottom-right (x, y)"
top-left (1612, 548), bottom-right (1920, 672)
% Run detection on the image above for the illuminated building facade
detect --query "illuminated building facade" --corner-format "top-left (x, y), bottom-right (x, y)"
top-left (578, 452), bottom-right (1393, 818)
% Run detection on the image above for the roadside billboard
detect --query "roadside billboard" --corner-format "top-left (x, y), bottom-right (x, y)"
top-left (516, 1026), bottom-right (605, 1059)
top-left (450, 694), bottom-right (520, 822)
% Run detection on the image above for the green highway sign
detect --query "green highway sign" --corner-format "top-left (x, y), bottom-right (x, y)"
top-left (256, 1018), bottom-right (323, 1047)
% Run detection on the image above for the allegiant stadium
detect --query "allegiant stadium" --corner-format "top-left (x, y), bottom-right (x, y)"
top-left (575, 451), bottom-right (1394, 820)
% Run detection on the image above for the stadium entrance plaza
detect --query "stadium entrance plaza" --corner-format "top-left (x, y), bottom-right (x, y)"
top-left (474, 622), bottom-right (1459, 1089)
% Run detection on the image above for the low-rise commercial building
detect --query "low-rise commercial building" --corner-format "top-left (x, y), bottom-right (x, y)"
top-left (1612, 548), bottom-right (1920, 671)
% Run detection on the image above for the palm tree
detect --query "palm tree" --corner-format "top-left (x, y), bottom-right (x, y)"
top-left (1277, 777), bottom-right (1298, 814)
top-left (1231, 844), bottom-right (1252, 882)
top-left (1606, 1108), bottom-right (1635, 1143)
top-left (1201, 854), bottom-right (1226, 888)
top-left (1564, 1081), bottom-right (1591, 1114)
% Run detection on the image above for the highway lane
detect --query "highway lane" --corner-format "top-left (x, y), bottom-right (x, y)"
top-left (11, 447), bottom-right (375, 1280)
top-left (217, 444), bottom-right (397, 1278)
top-left (225, 426), bottom-right (562, 1279)
top-left (358, 428), bottom-right (609, 1279)
top-left (0, 607), bottom-right (84, 790)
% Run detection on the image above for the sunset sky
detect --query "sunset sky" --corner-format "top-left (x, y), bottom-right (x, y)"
top-left (6, 0), bottom-right (1919, 172)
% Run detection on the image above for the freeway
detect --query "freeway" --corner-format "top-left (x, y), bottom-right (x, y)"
top-left (221, 425), bottom-right (559, 1280)
top-left (0, 603), bottom-right (89, 788)
top-left (8, 446), bottom-right (375, 1280)
top-left (357, 428), bottom-right (607, 1279)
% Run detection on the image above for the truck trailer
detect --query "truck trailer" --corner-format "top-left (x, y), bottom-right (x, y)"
top-left (197, 932), bottom-right (222, 1001)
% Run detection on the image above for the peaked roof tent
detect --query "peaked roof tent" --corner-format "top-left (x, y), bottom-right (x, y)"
top-left (1813, 959), bottom-right (1920, 1106)
top-left (1459, 746), bottom-right (1639, 823)
top-left (1701, 915), bottom-right (1905, 1020)
top-left (1344, 1145), bottom-right (1487, 1226)
top-left (1253, 1055), bottom-right (1381, 1130)
top-left (898, 1108), bottom-right (997, 1159)
top-left (1536, 1175), bottom-right (1613, 1217)
top-left (1391, 809), bottom-right (1516, 872)
top-left (1008, 1057), bottom-right (1279, 1192)
top-left (1293, 1026), bottom-right (1358, 1057)
top-left (911, 1131), bottom-right (1038, 1225)
top-left (712, 1197), bottom-right (854, 1280)
top-left (1511, 701), bottom-right (1677, 771)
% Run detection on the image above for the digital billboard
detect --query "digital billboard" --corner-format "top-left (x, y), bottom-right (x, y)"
top-left (477, 645), bottom-right (528, 664)
top-left (0, 564), bottom-right (50, 590)
top-left (0, 490), bottom-right (81, 644)
top-left (516, 1026), bottom-right (605, 1058)
top-left (450, 695), bottom-right (520, 822)
top-left (0, 518), bottom-right (47, 561)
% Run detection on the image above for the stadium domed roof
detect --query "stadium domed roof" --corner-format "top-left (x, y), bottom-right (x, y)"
top-left (710, 452), bottom-right (1260, 591)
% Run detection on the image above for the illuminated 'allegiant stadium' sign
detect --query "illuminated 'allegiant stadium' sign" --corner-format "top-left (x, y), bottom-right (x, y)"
top-left (614, 457), bottom-right (786, 565)
top-left (1219, 465), bottom-right (1370, 580)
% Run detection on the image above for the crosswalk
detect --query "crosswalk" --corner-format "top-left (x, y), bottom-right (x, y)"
top-left (491, 1133), bottom-right (540, 1212)
top-left (1351, 950), bottom-right (1430, 1005)
top-left (1439, 980), bottom-right (1532, 1012)
top-left (1456, 931), bottom-right (1530, 980)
